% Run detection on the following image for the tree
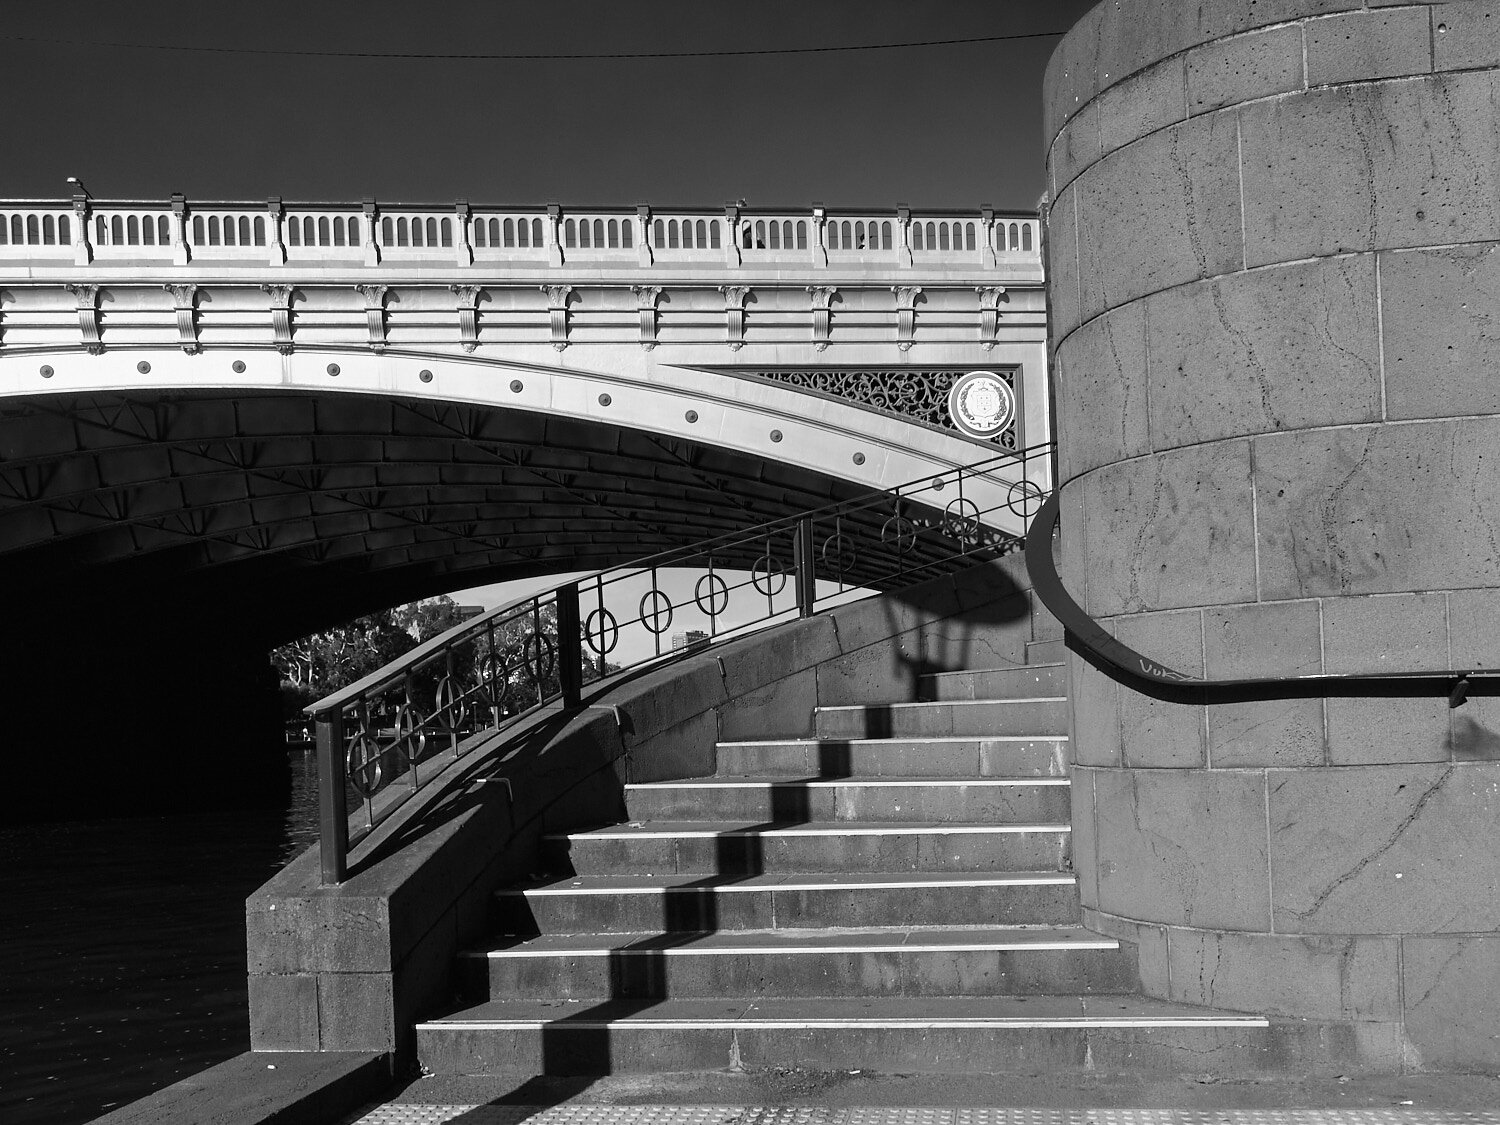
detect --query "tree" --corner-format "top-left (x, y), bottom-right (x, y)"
top-left (272, 596), bottom-right (470, 715)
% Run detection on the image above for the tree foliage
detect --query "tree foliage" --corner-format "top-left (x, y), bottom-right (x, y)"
top-left (272, 596), bottom-right (473, 715)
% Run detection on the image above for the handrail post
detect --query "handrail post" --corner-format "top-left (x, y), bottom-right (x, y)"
top-left (556, 583), bottom-right (583, 707)
top-left (316, 709), bottom-right (349, 885)
top-left (794, 516), bottom-right (816, 617)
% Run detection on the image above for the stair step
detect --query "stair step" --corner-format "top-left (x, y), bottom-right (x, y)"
top-left (497, 871), bottom-right (1081, 932)
top-left (460, 925), bottom-right (1136, 1002)
top-left (919, 663), bottom-right (1065, 701)
top-left (416, 995), bottom-right (1273, 1077)
top-left (714, 737), bottom-right (1068, 778)
top-left (814, 699), bottom-right (1067, 739)
top-left (1027, 638), bottom-right (1066, 665)
top-left (625, 777), bottom-right (1071, 823)
top-left (545, 820), bottom-right (1071, 875)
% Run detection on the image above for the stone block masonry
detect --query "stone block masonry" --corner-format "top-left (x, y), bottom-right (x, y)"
top-left (1045, 0), bottom-right (1500, 1073)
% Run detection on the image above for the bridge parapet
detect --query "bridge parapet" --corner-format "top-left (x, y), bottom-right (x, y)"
top-left (0, 197), bottom-right (1040, 278)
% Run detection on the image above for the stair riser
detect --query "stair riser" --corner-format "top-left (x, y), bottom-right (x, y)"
top-left (465, 947), bottom-right (1139, 1002)
top-left (626, 784), bottom-right (1071, 824)
top-left (503, 882), bottom-right (1081, 933)
top-left (1027, 639), bottom-right (1066, 664)
top-left (715, 740), bottom-right (1068, 779)
top-left (921, 665), bottom-right (1065, 701)
top-left (418, 1021), bottom-right (1381, 1078)
top-left (545, 831), bottom-right (1070, 876)
top-left (814, 701), bottom-right (1067, 739)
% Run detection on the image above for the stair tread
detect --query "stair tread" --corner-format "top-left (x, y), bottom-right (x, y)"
top-left (629, 776), bottom-right (1071, 789)
top-left (504, 870), bottom-right (1077, 896)
top-left (817, 698), bottom-right (1066, 710)
top-left (420, 994), bottom-right (1268, 1029)
top-left (717, 736), bottom-right (1068, 746)
top-left (923, 663), bottom-right (1066, 678)
top-left (469, 925), bottom-right (1116, 957)
top-left (551, 820), bottom-right (1070, 840)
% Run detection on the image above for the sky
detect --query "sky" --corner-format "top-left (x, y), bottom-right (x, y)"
top-left (1, 0), bottom-right (1096, 211)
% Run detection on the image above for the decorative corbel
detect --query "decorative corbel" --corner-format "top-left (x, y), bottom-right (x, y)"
top-left (66, 283), bottom-right (103, 354)
top-left (807, 286), bottom-right (837, 351)
top-left (453, 200), bottom-right (473, 267)
top-left (356, 284), bottom-right (389, 352)
top-left (892, 285), bottom-right (922, 352)
top-left (636, 205), bottom-right (653, 267)
top-left (262, 284), bottom-right (295, 354)
top-left (719, 285), bottom-right (751, 351)
top-left (71, 192), bottom-right (92, 265)
top-left (451, 284), bottom-right (483, 352)
top-left (266, 197), bottom-right (287, 265)
top-left (362, 199), bottom-right (381, 266)
top-left (976, 286), bottom-right (1008, 350)
top-left (164, 283), bottom-right (200, 353)
top-left (169, 194), bottom-right (190, 266)
top-left (632, 285), bottom-right (663, 350)
top-left (541, 284), bottom-right (573, 350)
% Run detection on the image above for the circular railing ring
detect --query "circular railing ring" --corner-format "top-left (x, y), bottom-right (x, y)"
top-left (943, 497), bottom-right (982, 545)
top-left (522, 632), bottom-right (556, 683)
top-left (584, 607), bottom-right (620, 656)
top-left (694, 573), bottom-right (730, 617)
top-left (393, 703), bottom-right (421, 769)
top-left (880, 514), bottom-right (918, 552)
top-left (1007, 479), bottom-right (1046, 518)
top-left (820, 532), bottom-right (857, 576)
top-left (750, 552), bottom-right (788, 596)
top-left (434, 675), bottom-right (467, 731)
top-left (639, 589), bottom-right (674, 635)
top-left (346, 732), bottom-right (383, 798)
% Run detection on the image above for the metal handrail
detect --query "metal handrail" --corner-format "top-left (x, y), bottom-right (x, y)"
top-left (308, 440), bottom-right (1055, 884)
top-left (1024, 488), bottom-right (1500, 708)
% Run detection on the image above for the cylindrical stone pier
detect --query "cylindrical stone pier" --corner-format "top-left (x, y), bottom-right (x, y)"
top-left (1045, 0), bottom-right (1500, 1072)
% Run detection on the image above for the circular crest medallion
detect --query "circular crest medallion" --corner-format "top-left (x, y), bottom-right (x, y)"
top-left (946, 370), bottom-right (1015, 440)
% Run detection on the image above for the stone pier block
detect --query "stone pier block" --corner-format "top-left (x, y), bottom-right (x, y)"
top-left (1116, 610), bottom-right (1206, 768)
top-left (1269, 762), bottom-right (1500, 933)
top-left (1094, 769), bottom-right (1272, 930)
top-left (1403, 935), bottom-right (1500, 1071)
top-left (1203, 600), bottom-right (1325, 767)
top-left (1304, 8), bottom-right (1433, 87)
top-left (1144, 255), bottom-right (1380, 448)
top-left (1055, 300), bottom-right (1149, 480)
top-left (1186, 24), bottom-right (1304, 114)
top-left (1076, 111), bottom-right (1243, 320)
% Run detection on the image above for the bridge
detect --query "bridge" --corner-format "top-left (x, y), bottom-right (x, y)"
top-left (0, 195), bottom-right (1047, 818)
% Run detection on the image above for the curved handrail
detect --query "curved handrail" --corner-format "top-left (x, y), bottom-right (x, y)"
top-left (306, 440), bottom-right (1054, 883)
top-left (1024, 488), bottom-right (1500, 708)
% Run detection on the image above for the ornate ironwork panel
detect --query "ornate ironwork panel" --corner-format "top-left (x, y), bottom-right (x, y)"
top-left (726, 367), bottom-right (1020, 448)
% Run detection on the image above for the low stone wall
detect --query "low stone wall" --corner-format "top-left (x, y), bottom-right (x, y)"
top-left (245, 554), bottom-right (1055, 1062)
top-left (1046, 0), bottom-right (1500, 1073)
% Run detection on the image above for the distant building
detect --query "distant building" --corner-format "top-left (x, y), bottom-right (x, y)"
top-left (670, 630), bottom-right (708, 652)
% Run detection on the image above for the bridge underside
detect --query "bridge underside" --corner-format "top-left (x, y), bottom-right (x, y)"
top-left (4, 385), bottom-right (988, 822)
top-left (6, 387), bottom-right (915, 643)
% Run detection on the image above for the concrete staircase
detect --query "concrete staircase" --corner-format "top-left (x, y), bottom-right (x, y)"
top-left (416, 642), bottom-right (1268, 1076)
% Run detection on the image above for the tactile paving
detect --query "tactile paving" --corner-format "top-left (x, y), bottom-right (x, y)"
top-left (343, 1105), bottom-right (1500, 1125)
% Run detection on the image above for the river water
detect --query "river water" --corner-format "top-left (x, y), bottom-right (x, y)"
top-left (0, 751), bottom-right (322, 1125)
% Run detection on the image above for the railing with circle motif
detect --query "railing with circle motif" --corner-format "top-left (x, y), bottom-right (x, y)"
top-left (306, 439), bottom-right (1054, 884)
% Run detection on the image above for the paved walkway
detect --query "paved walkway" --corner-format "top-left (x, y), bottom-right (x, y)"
top-left (344, 1106), bottom-right (1500, 1124)
top-left (337, 1072), bottom-right (1500, 1125)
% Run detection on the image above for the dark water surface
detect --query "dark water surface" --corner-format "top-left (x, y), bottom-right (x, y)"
top-left (0, 752), bottom-right (321, 1125)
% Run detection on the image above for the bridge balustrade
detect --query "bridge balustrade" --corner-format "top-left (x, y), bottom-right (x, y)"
top-left (0, 198), bottom-right (1041, 272)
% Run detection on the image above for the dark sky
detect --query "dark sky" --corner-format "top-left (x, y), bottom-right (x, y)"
top-left (1, 0), bottom-right (1096, 210)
